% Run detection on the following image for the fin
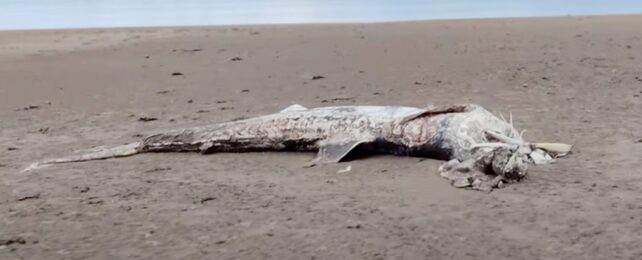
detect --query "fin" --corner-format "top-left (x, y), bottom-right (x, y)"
top-left (313, 135), bottom-right (375, 164)
top-left (23, 142), bottom-right (142, 172)
top-left (399, 104), bottom-right (472, 124)
top-left (280, 104), bottom-right (308, 113)
top-left (199, 142), bottom-right (214, 154)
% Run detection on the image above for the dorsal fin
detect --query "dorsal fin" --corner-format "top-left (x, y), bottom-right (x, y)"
top-left (399, 104), bottom-right (474, 124)
top-left (280, 104), bottom-right (308, 113)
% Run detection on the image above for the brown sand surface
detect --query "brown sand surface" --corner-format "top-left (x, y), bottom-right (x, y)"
top-left (1, 15), bottom-right (641, 259)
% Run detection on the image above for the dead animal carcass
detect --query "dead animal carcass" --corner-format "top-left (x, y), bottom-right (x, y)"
top-left (26, 104), bottom-right (571, 191)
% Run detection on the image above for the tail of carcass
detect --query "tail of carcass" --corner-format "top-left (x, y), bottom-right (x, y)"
top-left (22, 142), bottom-right (142, 172)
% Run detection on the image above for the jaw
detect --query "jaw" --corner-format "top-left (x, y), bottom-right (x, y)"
top-left (438, 146), bottom-right (528, 192)
top-left (439, 140), bottom-right (571, 191)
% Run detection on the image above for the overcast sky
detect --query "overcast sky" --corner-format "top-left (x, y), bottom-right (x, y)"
top-left (2, 0), bottom-right (642, 30)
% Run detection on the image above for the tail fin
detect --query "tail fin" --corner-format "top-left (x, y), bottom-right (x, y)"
top-left (23, 142), bottom-right (142, 172)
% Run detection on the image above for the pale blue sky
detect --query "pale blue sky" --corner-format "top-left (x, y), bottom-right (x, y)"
top-left (2, 0), bottom-right (642, 30)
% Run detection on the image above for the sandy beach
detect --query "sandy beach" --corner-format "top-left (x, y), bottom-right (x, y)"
top-left (1, 15), bottom-right (641, 259)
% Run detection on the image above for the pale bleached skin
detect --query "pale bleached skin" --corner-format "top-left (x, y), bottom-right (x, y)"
top-left (26, 104), bottom-right (531, 191)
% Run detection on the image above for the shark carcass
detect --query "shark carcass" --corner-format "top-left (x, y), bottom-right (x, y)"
top-left (26, 104), bottom-right (572, 191)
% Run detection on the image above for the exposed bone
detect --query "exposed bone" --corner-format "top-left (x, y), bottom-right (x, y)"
top-left (519, 129), bottom-right (527, 139)
top-left (534, 143), bottom-right (573, 155)
top-left (470, 142), bottom-right (514, 150)
top-left (498, 112), bottom-right (507, 125)
top-left (485, 130), bottom-right (525, 145)
top-left (529, 148), bottom-right (554, 164)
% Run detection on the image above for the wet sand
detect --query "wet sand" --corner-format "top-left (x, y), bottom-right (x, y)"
top-left (1, 15), bottom-right (641, 259)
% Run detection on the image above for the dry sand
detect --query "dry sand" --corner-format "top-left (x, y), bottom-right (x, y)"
top-left (1, 15), bottom-right (641, 259)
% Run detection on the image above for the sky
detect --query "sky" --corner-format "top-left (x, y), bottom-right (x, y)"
top-left (2, 0), bottom-right (642, 30)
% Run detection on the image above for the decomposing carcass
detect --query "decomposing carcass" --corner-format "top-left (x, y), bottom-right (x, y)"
top-left (25, 104), bottom-right (571, 191)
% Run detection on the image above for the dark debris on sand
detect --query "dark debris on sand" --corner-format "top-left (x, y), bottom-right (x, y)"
top-left (138, 117), bottom-right (158, 122)
top-left (16, 105), bottom-right (41, 111)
